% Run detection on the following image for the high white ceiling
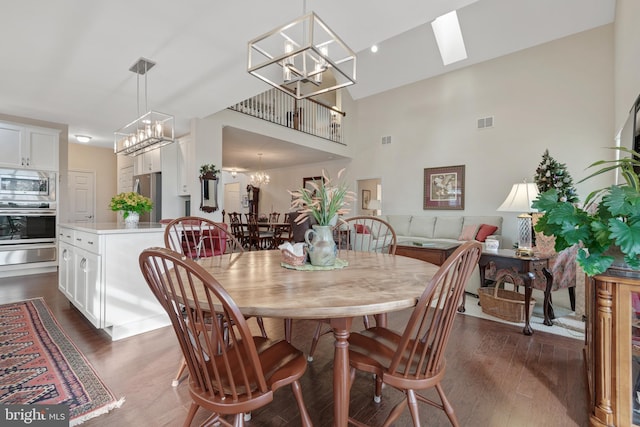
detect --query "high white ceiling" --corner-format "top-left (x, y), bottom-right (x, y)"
top-left (0, 0), bottom-right (615, 171)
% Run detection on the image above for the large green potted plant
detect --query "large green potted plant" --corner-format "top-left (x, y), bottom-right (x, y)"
top-left (532, 146), bottom-right (640, 276)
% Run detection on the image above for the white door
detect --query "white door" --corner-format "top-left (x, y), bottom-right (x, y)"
top-left (69, 170), bottom-right (95, 223)
top-left (224, 182), bottom-right (242, 220)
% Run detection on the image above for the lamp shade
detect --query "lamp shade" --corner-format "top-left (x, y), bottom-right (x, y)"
top-left (497, 182), bottom-right (539, 213)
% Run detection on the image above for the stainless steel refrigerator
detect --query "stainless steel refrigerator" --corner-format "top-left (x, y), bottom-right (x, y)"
top-left (133, 172), bottom-right (162, 222)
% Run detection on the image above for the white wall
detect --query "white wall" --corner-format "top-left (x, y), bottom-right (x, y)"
top-left (614, 0), bottom-right (640, 129)
top-left (349, 25), bottom-right (614, 247)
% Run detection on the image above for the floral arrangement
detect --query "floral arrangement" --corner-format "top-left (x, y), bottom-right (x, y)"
top-left (199, 164), bottom-right (220, 176)
top-left (289, 169), bottom-right (355, 226)
top-left (109, 192), bottom-right (153, 218)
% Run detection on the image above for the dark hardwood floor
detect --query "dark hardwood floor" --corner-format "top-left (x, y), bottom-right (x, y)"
top-left (1, 272), bottom-right (589, 426)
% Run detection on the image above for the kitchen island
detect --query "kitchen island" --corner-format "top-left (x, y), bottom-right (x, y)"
top-left (58, 222), bottom-right (170, 340)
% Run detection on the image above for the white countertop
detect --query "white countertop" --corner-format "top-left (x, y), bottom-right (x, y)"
top-left (59, 222), bottom-right (165, 234)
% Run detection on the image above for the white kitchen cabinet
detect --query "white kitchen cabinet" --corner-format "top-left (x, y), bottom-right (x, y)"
top-left (177, 136), bottom-right (192, 195)
top-left (58, 241), bottom-right (75, 300)
top-left (0, 122), bottom-right (59, 171)
top-left (57, 223), bottom-right (168, 340)
top-left (58, 228), bottom-right (102, 328)
top-left (73, 247), bottom-right (102, 328)
top-left (134, 148), bottom-right (162, 175)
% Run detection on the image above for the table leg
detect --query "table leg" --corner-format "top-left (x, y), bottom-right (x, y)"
top-left (542, 267), bottom-right (554, 326)
top-left (523, 272), bottom-right (534, 335)
top-left (330, 317), bottom-right (353, 427)
top-left (373, 313), bottom-right (387, 328)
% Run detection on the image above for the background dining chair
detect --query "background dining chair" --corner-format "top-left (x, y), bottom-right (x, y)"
top-left (347, 241), bottom-right (482, 427)
top-left (245, 213), bottom-right (273, 250)
top-left (163, 216), bottom-right (267, 386)
top-left (268, 212), bottom-right (280, 223)
top-left (334, 215), bottom-right (398, 254)
top-left (164, 216), bottom-right (242, 259)
top-left (139, 247), bottom-right (312, 427)
top-left (228, 213), bottom-right (248, 248)
top-left (306, 216), bottom-right (398, 361)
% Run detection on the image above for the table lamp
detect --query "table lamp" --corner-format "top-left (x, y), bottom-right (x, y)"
top-left (367, 199), bottom-right (381, 216)
top-left (497, 180), bottom-right (539, 257)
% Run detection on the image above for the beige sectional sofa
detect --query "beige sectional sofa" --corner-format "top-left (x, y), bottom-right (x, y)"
top-left (383, 214), bottom-right (504, 292)
top-left (383, 214), bottom-right (503, 246)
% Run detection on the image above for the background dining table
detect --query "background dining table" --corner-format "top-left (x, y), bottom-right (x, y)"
top-left (178, 249), bottom-right (440, 426)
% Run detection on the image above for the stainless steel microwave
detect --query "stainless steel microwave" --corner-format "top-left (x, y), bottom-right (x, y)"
top-left (0, 169), bottom-right (56, 202)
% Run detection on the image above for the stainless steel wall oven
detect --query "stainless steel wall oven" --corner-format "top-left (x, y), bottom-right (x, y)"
top-left (0, 168), bottom-right (57, 267)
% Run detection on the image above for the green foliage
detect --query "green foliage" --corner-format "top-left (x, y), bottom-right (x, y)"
top-left (109, 192), bottom-right (153, 218)
top-left (532, 146), bottom-right (640, 275)
top-left (534, 149), bottom-right (578, 203)
top-left (199, 164), bottom-right (220, 176)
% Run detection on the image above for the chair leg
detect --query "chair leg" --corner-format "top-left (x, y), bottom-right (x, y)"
top-left (362, 315), bottom-right (370, 329)
top-left (406, 389), bottom-right (422, 427)
top-left (307, 321), bottom-right (324, 362)
top-left (172, 358), bottom-right (187, 387)
top-left (255, 316), bottom-right (268, 338)
top-left (291, 380), bottom-right (313, 427)
top-left (374, 374), bottom-right (383, 403)
top-left (284, 318), bottom-right (292, 343)
top-left (183, 402), bottom-right (199, 427)
top-left (382, 397), bottom-right (408, 427)
top-left (435, 383), bottom-right (460, 427)
top-left (568, 286), bottom-right (576, 311)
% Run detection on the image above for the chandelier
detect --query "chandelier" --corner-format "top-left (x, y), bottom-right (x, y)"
top-left (250, 154), bottom-right (270, 187)
top-left (114, 58), bottom-right (174, 156)
top-left (247, 3), bottom-right (356, 100)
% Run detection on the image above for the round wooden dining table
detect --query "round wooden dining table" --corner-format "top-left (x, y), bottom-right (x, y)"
top-left (187, 249), bottom-right (440, 426)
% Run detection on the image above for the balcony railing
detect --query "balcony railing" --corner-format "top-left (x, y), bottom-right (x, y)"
top-left (228, 88), bottom-right (345, 144)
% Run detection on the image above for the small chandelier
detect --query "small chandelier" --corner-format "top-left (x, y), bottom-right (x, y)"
top-left (114, 58), bottom-right (174, 156)
top-left (250, 154), bottom-right (270, 187)
top-left (247, 3), bottom-right (356, 100)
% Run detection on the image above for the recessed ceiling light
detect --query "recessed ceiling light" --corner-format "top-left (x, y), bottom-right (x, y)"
top-left (431, 10), bottom-right (467, 66)
top-left (371, 45), bottom-right (378, 53)
top-left (75, 135), bottom-right (92, 143)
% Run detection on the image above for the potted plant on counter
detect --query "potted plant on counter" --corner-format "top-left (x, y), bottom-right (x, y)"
top-left (109, 192), bottom-right (153, 225)
top-left (532, 146), bottom-right (640, 276)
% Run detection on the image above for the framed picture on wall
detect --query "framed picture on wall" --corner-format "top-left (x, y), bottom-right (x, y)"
top-left (362, 189), bottom-right (371, 209)
top-left (423, 165), bottom-right (465, 210)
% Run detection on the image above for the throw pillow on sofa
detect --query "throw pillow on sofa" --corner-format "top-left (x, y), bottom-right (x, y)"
top-left (475, 224), bottom-right (498, 242)
top-left (458, 224), bottom-right (480, 241)
top-left (354, 224), bottom-right (371, 234)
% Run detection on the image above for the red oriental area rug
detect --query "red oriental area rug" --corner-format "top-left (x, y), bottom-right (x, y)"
top-left (0, 298), bottom-right (124, 425)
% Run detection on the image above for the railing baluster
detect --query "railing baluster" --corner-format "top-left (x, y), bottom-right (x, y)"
top-left (228, 88), bottom-right (344, 144)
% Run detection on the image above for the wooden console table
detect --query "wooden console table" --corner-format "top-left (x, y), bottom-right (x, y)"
top-left (476, 249), bottom-right (553, 335)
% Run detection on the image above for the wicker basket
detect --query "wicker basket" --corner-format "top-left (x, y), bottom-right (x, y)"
top-left (478, 274), bottom-right (536, 323)
top-left (281, 248), bottom-right (307, 266)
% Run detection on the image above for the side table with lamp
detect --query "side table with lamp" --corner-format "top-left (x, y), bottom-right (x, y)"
top-left (474, 179), bottom-right (554, 335)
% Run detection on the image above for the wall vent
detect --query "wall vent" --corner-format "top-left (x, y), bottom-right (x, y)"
top-left (477, 116), bottom-right (494, 129)
top-left (381, 135), bottom-right (392, 144)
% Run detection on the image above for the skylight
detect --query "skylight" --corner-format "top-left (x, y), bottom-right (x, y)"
top-left (431, 10), bottom-right (467, 66)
